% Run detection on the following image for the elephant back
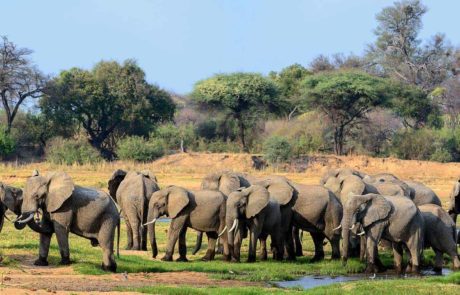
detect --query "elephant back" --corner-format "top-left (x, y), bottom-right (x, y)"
top-left (405, 180), bottom-right (441, 206)
top-left (116, 172), bottom-right (145, 200)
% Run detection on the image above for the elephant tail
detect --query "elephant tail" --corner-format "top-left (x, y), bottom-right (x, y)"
top-left (192, 231), bottom-right (203, 255)
top-left (117, 218), bottom-right (120, 258)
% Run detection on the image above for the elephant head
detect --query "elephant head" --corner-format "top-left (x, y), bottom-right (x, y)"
top-left (201, 171), bottom-right (249, 196)
top-left (324, 174), bottom-right (367, 203)
top-left (108, 169), bottom-right (127, 198)
top-left (16, 171), bottom-right (75, 227)
top-left (140, 170), bottom-right (158, 183)
top-left (320, 168), bottom-right (366, 185)
top-left (0, 183), bottom-right (24, 231)
top-left (225, 185), bottom-right (270, 254)
top-left (145, 186), bottom-right (190, 258)
top-left (363, 174), bottom-right (411, 198)
top-left (255, 177), bottom-right (296, 206)
top-left (341, 194), bottom-right (392, 263)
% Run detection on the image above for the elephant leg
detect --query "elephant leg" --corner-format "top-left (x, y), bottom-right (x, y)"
top-left (202, 232), bottom-right (217, 261)
top-left (98, 217), bottom-right (117, 272)
top-left (433, 250), bottom-right (443, 273)
top-left (364, 224), bottom-right (385, 274)
top-left (310, 232), bottom-right (325, 262)
top-left (359, 234), bottom-right (367, 262)
top-left (141, 223), bottom-right (148, 251)
top-left (124, 216), bottom-right (134, 250)
top-left (294, 227), bottom-right (303, 256)
top-left (248, 222), bottom-right (262, 263)
top-left (259, 237), bottom-right (268, 261)
top-left (448, 248), bottom-right (460, 270)
top-left (284, 227), bottom-right (296, 260)
top-left (130, 217), bottom-right (141, 251)
top-left (406, 228), bottom-right (422, 274)
top-left (176, 227), bottom-right (188, 262)
top-left (54, 223), bottom-right (71, 265)
top-left (35, 232), bottom-right (52, 266)
top-left (392, 242), bottom-right (404, 274)
top-left (330, 236), bottom-right (341, 260)
top-left (162, 217), bottom-right (186, 261)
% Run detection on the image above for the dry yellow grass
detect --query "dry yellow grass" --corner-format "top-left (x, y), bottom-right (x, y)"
top-left (1, 153), bottom-right (459, 208)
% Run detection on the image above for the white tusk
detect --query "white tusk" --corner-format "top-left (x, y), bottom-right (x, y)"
top-left (349, 224), bottom-right (355, 230)
top-left (17, 214), bottom-right (34, 224)
top-left (218, 226), bottom-right (227, 237)
top-left (12, 214), bottom-right (23, 223)
top-left (333, 224), bottom-right (342, 231)
top-left (143, 218), bottom-right (157, 227)
top-left (228, 219), bottom-right (238, 233)
top-left (357, 230), bottom-right (365, 236)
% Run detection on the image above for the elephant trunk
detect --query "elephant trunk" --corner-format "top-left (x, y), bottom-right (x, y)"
top-left (226, 215), bottom-right (237, 259)
top-left (341, 209), bottom-right (355, 263)
top-left (147, 209), bottom-right (159, 258)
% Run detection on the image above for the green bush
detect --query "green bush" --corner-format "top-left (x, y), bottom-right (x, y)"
top-left (153, 123), bottom-right (196, 152)
top-left (46, 137), bottom-right (102, 165)
top-left (0, 127), bottom-right (16, 159)
top-left (196, 139), bottom-right (241, 153)
top-left (117, 136), bottom-right (164, 162)
top-left (263, 136), bottom-right (292, 163)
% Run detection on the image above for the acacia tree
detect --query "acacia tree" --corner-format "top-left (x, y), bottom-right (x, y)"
top-left (192, 73), bottom-right (283, 151)
top-left (302, 71), bottom-right (390, 155)
top-left (41, 60), bottom-right (175, 159)
top-left (0, 36), bottom-right (46, 133)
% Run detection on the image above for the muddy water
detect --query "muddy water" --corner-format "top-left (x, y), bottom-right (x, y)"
top-left (275, 268), bottom-right (452, 290)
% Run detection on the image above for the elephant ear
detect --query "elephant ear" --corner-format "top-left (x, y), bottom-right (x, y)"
top-left (362, 195), bottom-right (392, 228)
top-left (324, 177), bottom-right (341, 196)
top-left (201, 172), bottom-right (220, 191)
top-left (219, 173), bottom-right (241, 196)
top-left (167, 187), bottom-right (190, 218)
top-left (245, 186), bottom-right (270, 219)
top-left (140, 170), bottom-right (158, 183)
top-left (267, 181), bottom-right (295, 206)
top-left (108, 169), bottom-right (127, 197)
top-left (45, 172), bottom-right (75, 213)
top-left (340, 176), bottom-right (366, 201)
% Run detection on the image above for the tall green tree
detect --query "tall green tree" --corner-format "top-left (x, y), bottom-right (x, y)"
top-left (192, 73), bottom-right (283, 151)
top-left (41, 60), bottom-right (175, 159)
top-left (302, 71), bottom-right (390, 155)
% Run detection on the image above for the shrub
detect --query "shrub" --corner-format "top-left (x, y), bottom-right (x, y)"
top-left (117, 136), bottom-right (164, 162)
top-left (46, 137), bottom-right (102, 165)
top-left (154, 123), bottom-right (196, 152)
top-left (196, 139), bottom-right (241, 153)
top-left (263, 136), bottom-right (292, 163)
top-left (0, 127), bottom-right (16, 159)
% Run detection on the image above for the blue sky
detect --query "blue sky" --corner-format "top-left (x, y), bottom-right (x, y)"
top-left (1, 0), bottom-right (459, 94)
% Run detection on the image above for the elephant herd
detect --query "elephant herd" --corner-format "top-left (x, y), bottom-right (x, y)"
top-left (0, 168), bottom-right (459, 274)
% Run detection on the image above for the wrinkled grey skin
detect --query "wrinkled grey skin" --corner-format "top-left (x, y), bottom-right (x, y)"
top-left (418, 204), bottom-right (460, 272)
top-left (342, 194), bottom-right (424, 274)
top-left (291, 184), bottom-right (343, 261)
top-left (146, 186), bottom-right (228, 262)
top-left (226, 185), bottom-right (283, 262)
top-left (254, 176), bottom-right (297, 260)
top-left (17, 171), bottom-right (120, 272)
top-left (108, 169), bottom-right (159, 251)
top-left (448, 177), bottom-right (460, 224)
top-left (193, 171), bottom-right (251, 255)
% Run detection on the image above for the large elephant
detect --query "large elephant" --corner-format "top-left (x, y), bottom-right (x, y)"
top-left (419, 204), bottom-right (460, 271)
top-left (226, 185), bottom-right (283, 262)
top-left (255, 176), bottom-right (297, 260)
top-left (342, 194), bottom-right (424, 274)
top-left (145, 186), bottom-right (228, 261)
top-left (15, 171), bottom-right (120, 272)
top-left (448, 177), bottom-right (460, 224)
top-left (108, 169), bottom-right (159, 251)
top-left (291, 184), bottom-right (343, 261)
top-left (193, 171), bottom-right (251, 254)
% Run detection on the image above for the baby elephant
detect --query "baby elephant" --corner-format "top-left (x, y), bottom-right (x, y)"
top-left (419, 204), bottom-right (460, 272)
top-left (145, 186), bottom-right (228, 261)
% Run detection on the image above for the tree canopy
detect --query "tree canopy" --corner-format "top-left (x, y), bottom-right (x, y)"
top-left (41, 60), bottom-right (175, 159)
top-left (192, 72), bottom-right (284, 151)
top-left (302, 71), bottom-right (390, 155)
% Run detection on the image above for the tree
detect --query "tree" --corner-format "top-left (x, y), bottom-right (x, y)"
top-left (192, 73), bottom-right (283, 151)
top-left (302, 71), bottom-right (390, 155)
top-left (269, 64), bottom-right (312, 120)
top-left (367, 0), bottom-right (454, 91)
top-left (0, 36), bottom-right (46, 133)
top-left (41, 60), bottom-right (175, 159)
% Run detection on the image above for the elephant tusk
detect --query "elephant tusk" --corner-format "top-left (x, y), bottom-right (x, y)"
top-left (357, 230), bottom-right (366, 236)
top-left (17, 214), bottom-right (34, 224)
top-left (228, 219), bottom-right (238, 233)
top-left (143, 218), bottom-right (157, 227)
top-left (218, 226), bottom-right (227, 238)
top-left (349, 224), bottom-right (355, 230)
top-left (332, 224), bottom-right (342, 231)
top-left (12, 214), bottom-right (23, 223)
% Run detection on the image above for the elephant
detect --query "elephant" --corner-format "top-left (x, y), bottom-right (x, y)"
top-left (342, 194), bottom-right (424, 274)
top-left (255, 176), bottom-right (297, 260)
top-left (145, 186), bottom-right (228, 261)
top-left (448, 177), bottom-right (460, 224)
top-left (225, 185), bottom-right (283, 262)
top-left (319, 168), bottom-right (366, 186)
top-left (193, 170), bottom-right (251, 255)
top-left (418, 204), bottom-right (460, 272)
top-left (108, 169), bottom-right (159, 250)
top-left (15, 171), bottom-right (120, 272)
top-left (291, 184), bottom-right (343, 261)
top-left (0, 183), bottom-right (23, 231)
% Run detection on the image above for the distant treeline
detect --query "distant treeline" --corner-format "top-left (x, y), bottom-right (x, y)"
top-left (1, 0), bottom-right (459, 164)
